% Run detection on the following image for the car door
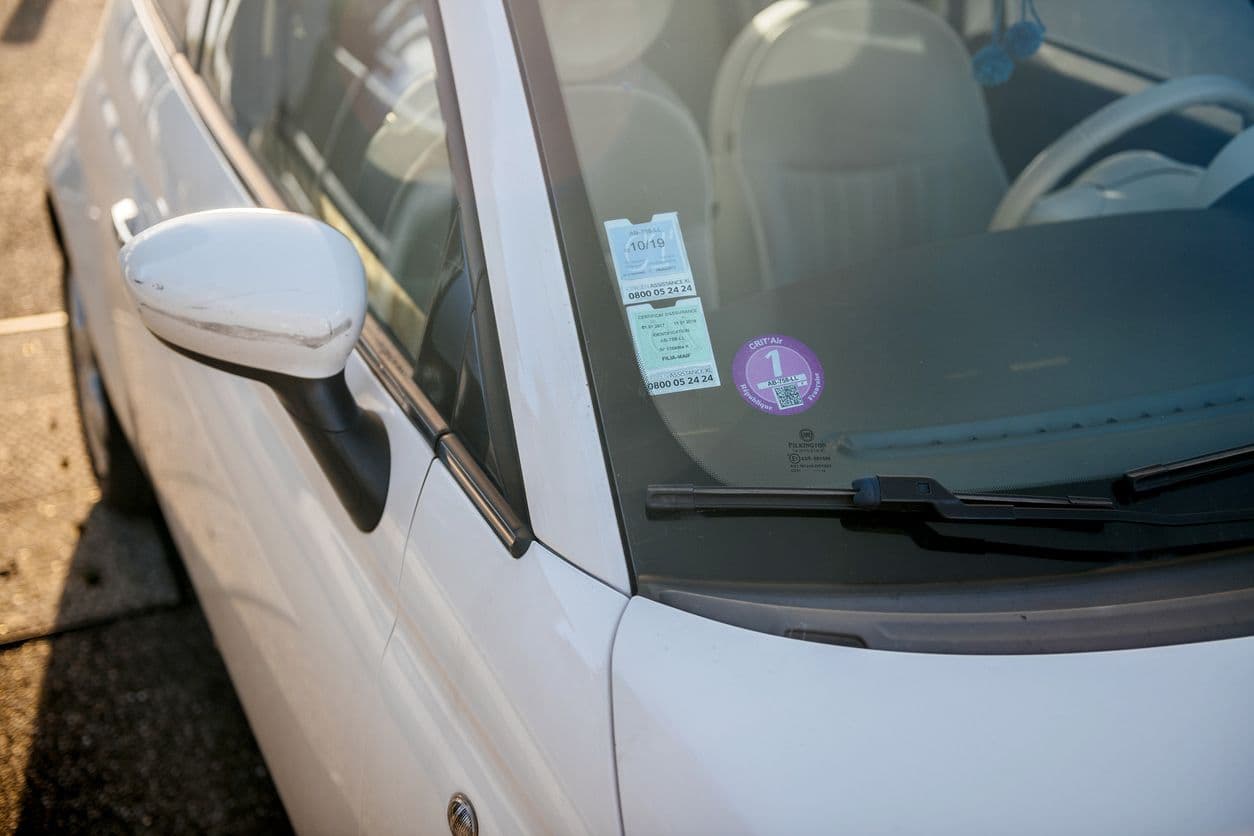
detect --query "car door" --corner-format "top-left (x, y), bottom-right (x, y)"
top-left (59, 1), bottom-right (451, 831)
top-left (350, 2), bottom-right (630, 833)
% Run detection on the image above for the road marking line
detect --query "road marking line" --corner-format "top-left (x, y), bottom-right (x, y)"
top-left (0, 310), bottom-right (69, 336)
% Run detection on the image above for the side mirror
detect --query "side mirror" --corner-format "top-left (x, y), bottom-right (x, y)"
top-left (120, 208), bottom-right (389, 531)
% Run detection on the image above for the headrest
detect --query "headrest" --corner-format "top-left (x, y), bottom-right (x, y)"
top-left (539, 0), bottom-right (673, 83)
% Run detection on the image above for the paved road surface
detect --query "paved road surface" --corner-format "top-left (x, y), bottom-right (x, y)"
top-left (0, 0), bottom-right (292, 832)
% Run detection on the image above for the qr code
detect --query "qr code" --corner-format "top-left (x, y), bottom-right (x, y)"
top-left (773, 384), bottom-right (803, 409)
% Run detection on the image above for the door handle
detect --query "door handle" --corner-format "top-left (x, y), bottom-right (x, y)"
top-left (110, 198), bottom-right (143, 247)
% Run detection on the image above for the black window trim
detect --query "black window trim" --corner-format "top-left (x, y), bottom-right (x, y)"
top-left (140, 0), bottom-right (533, 557)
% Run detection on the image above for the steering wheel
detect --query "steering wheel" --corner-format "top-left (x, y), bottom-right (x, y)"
top-left (990, 75), bottom-right (1254, 230)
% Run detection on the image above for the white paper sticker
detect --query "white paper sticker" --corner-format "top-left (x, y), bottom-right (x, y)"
top-left (604, 212), bottom-right (697, 305)
top-left (627, 298), bottom-right (721, 396)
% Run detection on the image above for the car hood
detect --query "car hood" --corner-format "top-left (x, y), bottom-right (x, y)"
top-left (612, 596), bottom-right (1254, 835)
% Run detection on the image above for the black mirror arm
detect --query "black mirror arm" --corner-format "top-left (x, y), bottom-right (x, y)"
top-left (270, 373), bottom-right (390, 531)
top-left (157, 338), bottom-right (391, 531)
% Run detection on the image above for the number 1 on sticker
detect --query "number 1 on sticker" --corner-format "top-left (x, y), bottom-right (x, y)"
top-left (757, 349), bottom-right (785, 390)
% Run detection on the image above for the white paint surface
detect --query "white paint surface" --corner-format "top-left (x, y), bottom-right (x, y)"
top-left (442, 0), bottom-right (632, 594)
top-left (613, 597), bottom-right (1254, 835)
top-left (121, 209), bottom-right (367, 379)
top-left (361, 463), bottom-right (627, 835)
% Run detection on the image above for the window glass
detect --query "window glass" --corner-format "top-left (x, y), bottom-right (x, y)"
top-left (527, 0), bottom-right (1254, 593)
top-left (204, 0), bottom-right (462, 367)
top-left (1044, 0), bottom-right (1254, 83)
top-left (454, 311), bottom-right (503, 487)
top-left (204, 0), bottom-right (516, 497)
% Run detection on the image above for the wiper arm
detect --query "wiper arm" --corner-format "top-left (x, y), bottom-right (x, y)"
top-left (1119, 442), bottom-right (1254, 499)
top-left (648, 476), bottom-right (1254, 560)
top-left (647, 475), bottom-right (1254, 528)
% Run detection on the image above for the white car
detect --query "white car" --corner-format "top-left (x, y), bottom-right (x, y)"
top-left (46, 0), bottom-right (1254, 832)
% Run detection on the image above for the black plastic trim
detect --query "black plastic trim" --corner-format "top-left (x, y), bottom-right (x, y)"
top-left (426, 0), bottom-right (530, 520)
top-left (273, 375), bottom-right (391, 532)
top-left (157, 339), bottom-right (391, 531)
top-left (642, 548), bottom-right (1254, 654)
top-left (357, 315), bottom-right (446, 442)
top-left (161, 4), bottom-right (530, 552)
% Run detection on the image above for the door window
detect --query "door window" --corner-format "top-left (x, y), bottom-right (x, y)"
top-left (203, 0), bottom-right (462, 368)
top-left (202, 0), bottom-right (521, 501)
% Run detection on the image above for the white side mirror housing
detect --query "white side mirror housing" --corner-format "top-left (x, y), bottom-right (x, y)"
top-left (119, 208), bottom-right (390, 532)
top-left (120, 208), bottom-right (366, 380)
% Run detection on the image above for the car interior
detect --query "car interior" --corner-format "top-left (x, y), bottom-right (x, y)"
top-left (537, 0), bottom-right (1254, 496)
top-left (546, 0), bottom-right (1254, 296)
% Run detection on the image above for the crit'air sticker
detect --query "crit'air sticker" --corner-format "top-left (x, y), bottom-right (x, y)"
top-left (627, 298), bottom-right (721, 396)
top-left (604, 212), bottom-right (696, 305)
top-left (733, 335), bottom-right (824, 415)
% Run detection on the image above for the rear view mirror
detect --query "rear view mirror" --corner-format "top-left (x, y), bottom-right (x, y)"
top-left (120, 208), bottom-right (389, 531)
top-left (120, 208), bottom-right (365, 379)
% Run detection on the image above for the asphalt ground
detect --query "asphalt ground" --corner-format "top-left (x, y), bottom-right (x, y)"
top-left (0, 0), bottom-right (292, 831)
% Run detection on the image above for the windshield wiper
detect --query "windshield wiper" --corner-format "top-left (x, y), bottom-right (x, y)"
top-left (1119, 442), bottom-right (1254, 499)
top-left (647, 475), bottom-right (1254, 528)
top-left (648, 476), bottom-right (1254, 558)
top-left (647, 444), bottom-right (1254, 522)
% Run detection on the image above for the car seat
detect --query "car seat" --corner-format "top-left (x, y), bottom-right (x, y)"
top-left (541, 0), bottom-right (719, 304)
top-left (708, 0), bottom-right (1008, 296)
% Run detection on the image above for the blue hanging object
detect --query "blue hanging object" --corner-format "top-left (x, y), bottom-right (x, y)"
top-left (973, 1), bottom-right (1013, 86)
top-left (973, 0), bottom-right (1047, 86)
top-left (1004, 0), bottom-right (1046, 60)
top-left (973, 43), bottom-right (1014, 86)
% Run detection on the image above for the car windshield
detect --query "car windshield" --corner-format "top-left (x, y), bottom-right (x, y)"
top-left (523, 0), bottom-right (1254, 591)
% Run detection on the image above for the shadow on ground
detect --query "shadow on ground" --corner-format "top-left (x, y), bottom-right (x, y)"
top-left (0, 325), bottom-right (292, 835)
top-left (8, 507), bottom-right (294, 835)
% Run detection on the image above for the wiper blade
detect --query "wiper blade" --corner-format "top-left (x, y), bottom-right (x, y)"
top-left (1119, 442), bottom-right (1254, 499)
top-left (647, 475), bottom-right (1254, 527)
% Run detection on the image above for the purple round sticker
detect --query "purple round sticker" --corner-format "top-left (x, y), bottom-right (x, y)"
top-left (732, 335), bottom-right (825, 415)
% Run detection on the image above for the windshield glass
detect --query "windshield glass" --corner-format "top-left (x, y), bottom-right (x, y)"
top-left (524, 0), bottom-right (1254, 591)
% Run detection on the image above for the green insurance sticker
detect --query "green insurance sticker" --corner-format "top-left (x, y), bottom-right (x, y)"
top-left (627, 297), bottom-right (721, 396)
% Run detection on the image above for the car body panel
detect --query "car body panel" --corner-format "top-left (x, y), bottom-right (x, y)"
top-left (361, 461), bottom-right (627, 835)
top-left (46, 1), bottom-right (437, 831)
top-left (613, 596), bottom-right (1254, 835)
top-left (46, 29), bottom-right (141, 438)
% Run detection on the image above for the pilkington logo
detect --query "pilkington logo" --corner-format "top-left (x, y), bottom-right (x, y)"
top-left (789, 428), bottom-right (826, 450)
